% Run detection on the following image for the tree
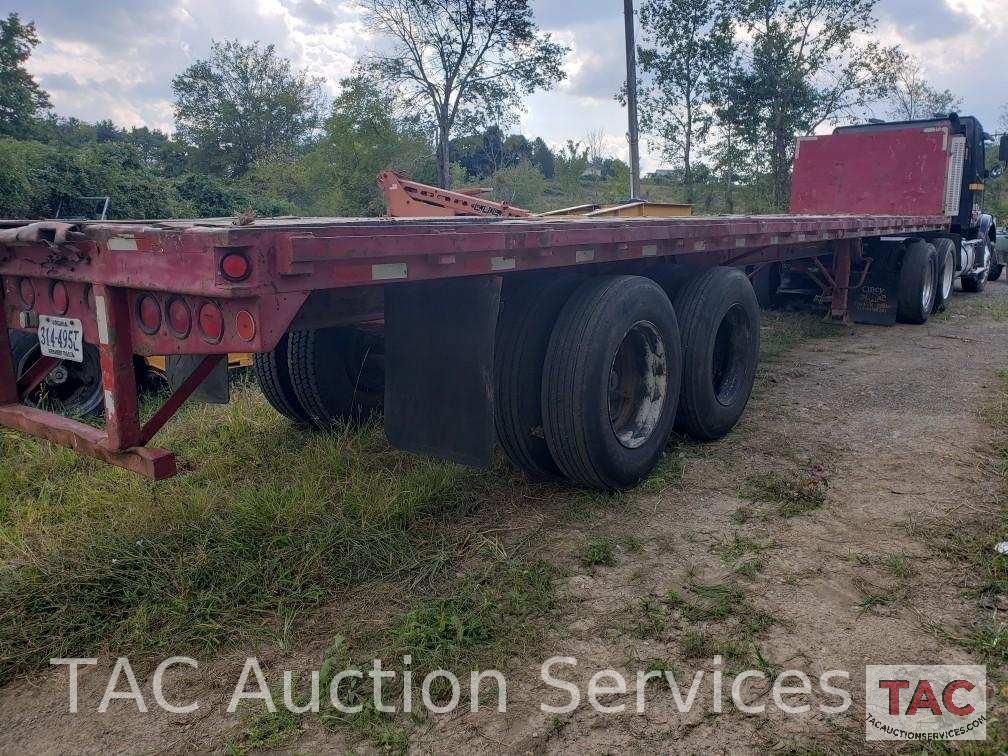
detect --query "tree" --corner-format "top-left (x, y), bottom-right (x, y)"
top-left (293, 75), bottom-right (435, 216)
top-left (554, 140), bottom-right (589, 193)
top-left (731, 0), bottom-right (901, 208)
top-left (886, 54), bottom-right (962, 121)
top-left (172, 40), bottom-right (324, 178)
top-left (492, 158), bottom-right (545, 209)
top-left (531, 137), bottom-right (555, 179)
top-left (360, 0), bottom-right (568, 188)
top-left (637, 0), bottom-right (735, 189)
top-left (0, 13), bottom-right (51, 138)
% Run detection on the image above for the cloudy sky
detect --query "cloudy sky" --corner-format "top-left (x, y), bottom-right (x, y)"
top-left (13, 0), bottom-right (1008, 171)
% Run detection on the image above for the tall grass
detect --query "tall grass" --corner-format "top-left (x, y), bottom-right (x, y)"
top-left (0, 378), bottom-right (507, 683)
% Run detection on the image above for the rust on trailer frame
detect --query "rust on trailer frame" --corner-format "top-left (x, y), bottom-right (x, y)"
top-left (0, 212), bottom-right (948, 478)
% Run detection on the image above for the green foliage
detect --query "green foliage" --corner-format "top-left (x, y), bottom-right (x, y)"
top-left (0, 137), bottom-right (179, 219)
top-left (491, 159), bottom-right (546, 209)
top-left (637, 0), bottom-right (736, 185)
top-left (292, 76), bottom-right (435, 216)
top-left (0, 13), bottom-right (51, 138)
top-left (172, 40), bottom-right (324, 179)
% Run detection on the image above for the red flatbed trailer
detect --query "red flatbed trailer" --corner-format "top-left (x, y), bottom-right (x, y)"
top-left (0, 115), bottom-right (1002, 488)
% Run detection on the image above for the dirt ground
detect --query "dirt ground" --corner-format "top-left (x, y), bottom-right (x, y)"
top-left (1, 279), bottom-right (1006, 754)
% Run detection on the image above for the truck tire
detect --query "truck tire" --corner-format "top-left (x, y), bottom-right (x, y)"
top-left (992, 264), bottom-right (1004, 282)
top-left (8, 329), bottom-right (104, 416)
top-left (897, 241), bottom-right (936, 323)
top-left (287, 326), bottom-right (385, 429)
top-left (253, 331), bottom-right (312, 425)
top-left (495, 274), bottom-right (581, 479)
top-left (672, 267), bottom-right (760, 441)
top-left (542, 276), bottom-right (682, 490)
top-left (961, 243), bottom-right (990, 293)
top-left (932, 238), bottom-right (956, 313)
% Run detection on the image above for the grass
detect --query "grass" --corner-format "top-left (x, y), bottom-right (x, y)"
top-left (581, 539), bottom-right (616, 568)
top-left (0, 377), bottom-right (552, 684)
top-left (740, 468), bottom-right (829, 518)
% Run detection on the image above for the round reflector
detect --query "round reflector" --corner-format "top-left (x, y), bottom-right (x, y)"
top-left (235, 310), bottom-right (256, 342)
top-left (166, 297), bottom-right (192, 338)
top-left (137, 294), bottom-right (162, 334)
top-left (197, 301), bottom-right (224, 343)
top-left (50, 281), bottom-right (70, 315)
top-left (18, 278), bottom-right (35, 308)
top-left (220, 252), bottom-right (251, 282)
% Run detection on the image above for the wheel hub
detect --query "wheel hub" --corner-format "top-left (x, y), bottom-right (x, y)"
top-left (608, 321), bottom-right (668, 449)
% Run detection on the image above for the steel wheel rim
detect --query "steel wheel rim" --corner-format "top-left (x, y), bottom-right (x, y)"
top-left (15, 343), bottom-right (104, 416)
top-left (712, 303), bottom-right (750, 407)
top-left (608, 320), bottom-right (668, 450)
top-left (921, 260), bottom-right (935, 312)
top-left (941, 250), bottom-right (954, 300)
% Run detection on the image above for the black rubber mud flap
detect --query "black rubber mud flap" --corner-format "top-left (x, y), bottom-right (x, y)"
top-left (384, 277), bottom-right (501, 468)
top-left (166, 355), bottom-right (230, 404)
top-left (850, 253), bottom-right (900, 326)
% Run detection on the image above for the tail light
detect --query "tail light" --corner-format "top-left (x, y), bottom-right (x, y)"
top-left (236, 310), bottom-right (256, 342)
top-left (50, 281), bottom-right (70, 315)
top-left (197, 301), bottom-right (224, 344)
top-left (166, 297), bottom-right (192, 338)
top-left (220, 252), bottom-right (251, 282)
top-left (137, 294), bottom-right (162, 334)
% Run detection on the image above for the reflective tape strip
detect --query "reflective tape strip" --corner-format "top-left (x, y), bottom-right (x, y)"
top-left (95, 295), bottom-right (110, 345)
top-left (107, 236), bottom-right (138, 251)
top-left (372, 263), bottom-right (407, 280)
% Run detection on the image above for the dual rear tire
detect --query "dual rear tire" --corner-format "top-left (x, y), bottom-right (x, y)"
top-left (496, 267), bottom-right (761, 489)
top-left (253, 326), bottom-right (385, 429)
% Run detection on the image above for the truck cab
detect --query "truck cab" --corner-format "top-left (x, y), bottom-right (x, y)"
top-left (832, 114), bottom-right (1005, 283)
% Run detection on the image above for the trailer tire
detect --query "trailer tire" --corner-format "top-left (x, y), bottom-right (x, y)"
top-left (932, 238), bottom-right (956, 313)
top-left (991, 263), bottom-right (1004, 282)
top-left (961, 243), bottom-right (990, 293)
top-left (253, 331), bottom-right (312, 425)
top-left (9, 329), bottom-right (104, 416)
top-left (542, 276), bottom-right (681, 490)
top-left (897, 241), bottom-right (936, 323)
top-left (672, 267), bottom-right (760, 442)
top-left (287, 326), bottom-right (385, 429)
top-left (495, 274), bottom-right (581, 479)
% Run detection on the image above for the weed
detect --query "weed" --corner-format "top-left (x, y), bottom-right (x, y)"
top-left (546, 715), bottom-right (569, 739)
top-left (582, 539), bottom-right (616, 568)
top-left (241, 704), bottom-right (301, 750)
top-left (882, 553), bottom-right (915, 580)
top-left (680, 630), bottom-right (747, 661)
top-left (741, 469), bottom-right (828, 518)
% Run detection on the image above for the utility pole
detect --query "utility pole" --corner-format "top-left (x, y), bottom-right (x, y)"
top-left (623, 0), bottom-right (642, 200)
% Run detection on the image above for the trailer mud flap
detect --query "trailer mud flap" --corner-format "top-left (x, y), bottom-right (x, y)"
top-left (166, 355), bottom-right (230, 404)
top-left (384, 277), bottom-right (501, 467)
top-left (850, 256), bottom-right (900, 326)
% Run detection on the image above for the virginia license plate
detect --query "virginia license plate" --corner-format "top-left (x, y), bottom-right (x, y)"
top-left (37, 315), bottom-right (84, 363)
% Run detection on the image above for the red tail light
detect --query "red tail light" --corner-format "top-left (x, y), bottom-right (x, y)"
top-left (166, 297), bottom-right (191, 338)
top-left (236, 310), bottom-right (256, 342)
top-left (50, 281), bottom-right (69, 315)
top-left (220, 252), bottom-right (251, 282)
top-left (197, 301), bottom-right (224, 344)
top-left (137, 294), bottom-right (162, 334)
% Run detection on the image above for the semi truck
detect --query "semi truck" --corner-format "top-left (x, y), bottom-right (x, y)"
top-left (1, 114), bottom-right (1006, 489)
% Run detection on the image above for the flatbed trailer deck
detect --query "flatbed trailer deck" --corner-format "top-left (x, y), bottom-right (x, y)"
top-left (2, 115), bottom-right (1005, 488)
top-left (0, 211), bottom-right (946, 482)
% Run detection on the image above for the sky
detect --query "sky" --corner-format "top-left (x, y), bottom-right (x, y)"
top-left (12, 0), bottom-right (1008, 172)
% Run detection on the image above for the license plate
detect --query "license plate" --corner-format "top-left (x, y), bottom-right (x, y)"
top-left (37, 315), bottom-right (84, 363)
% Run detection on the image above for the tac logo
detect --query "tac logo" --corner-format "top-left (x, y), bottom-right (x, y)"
top-left (865, 665), bottom-right (986, 741)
